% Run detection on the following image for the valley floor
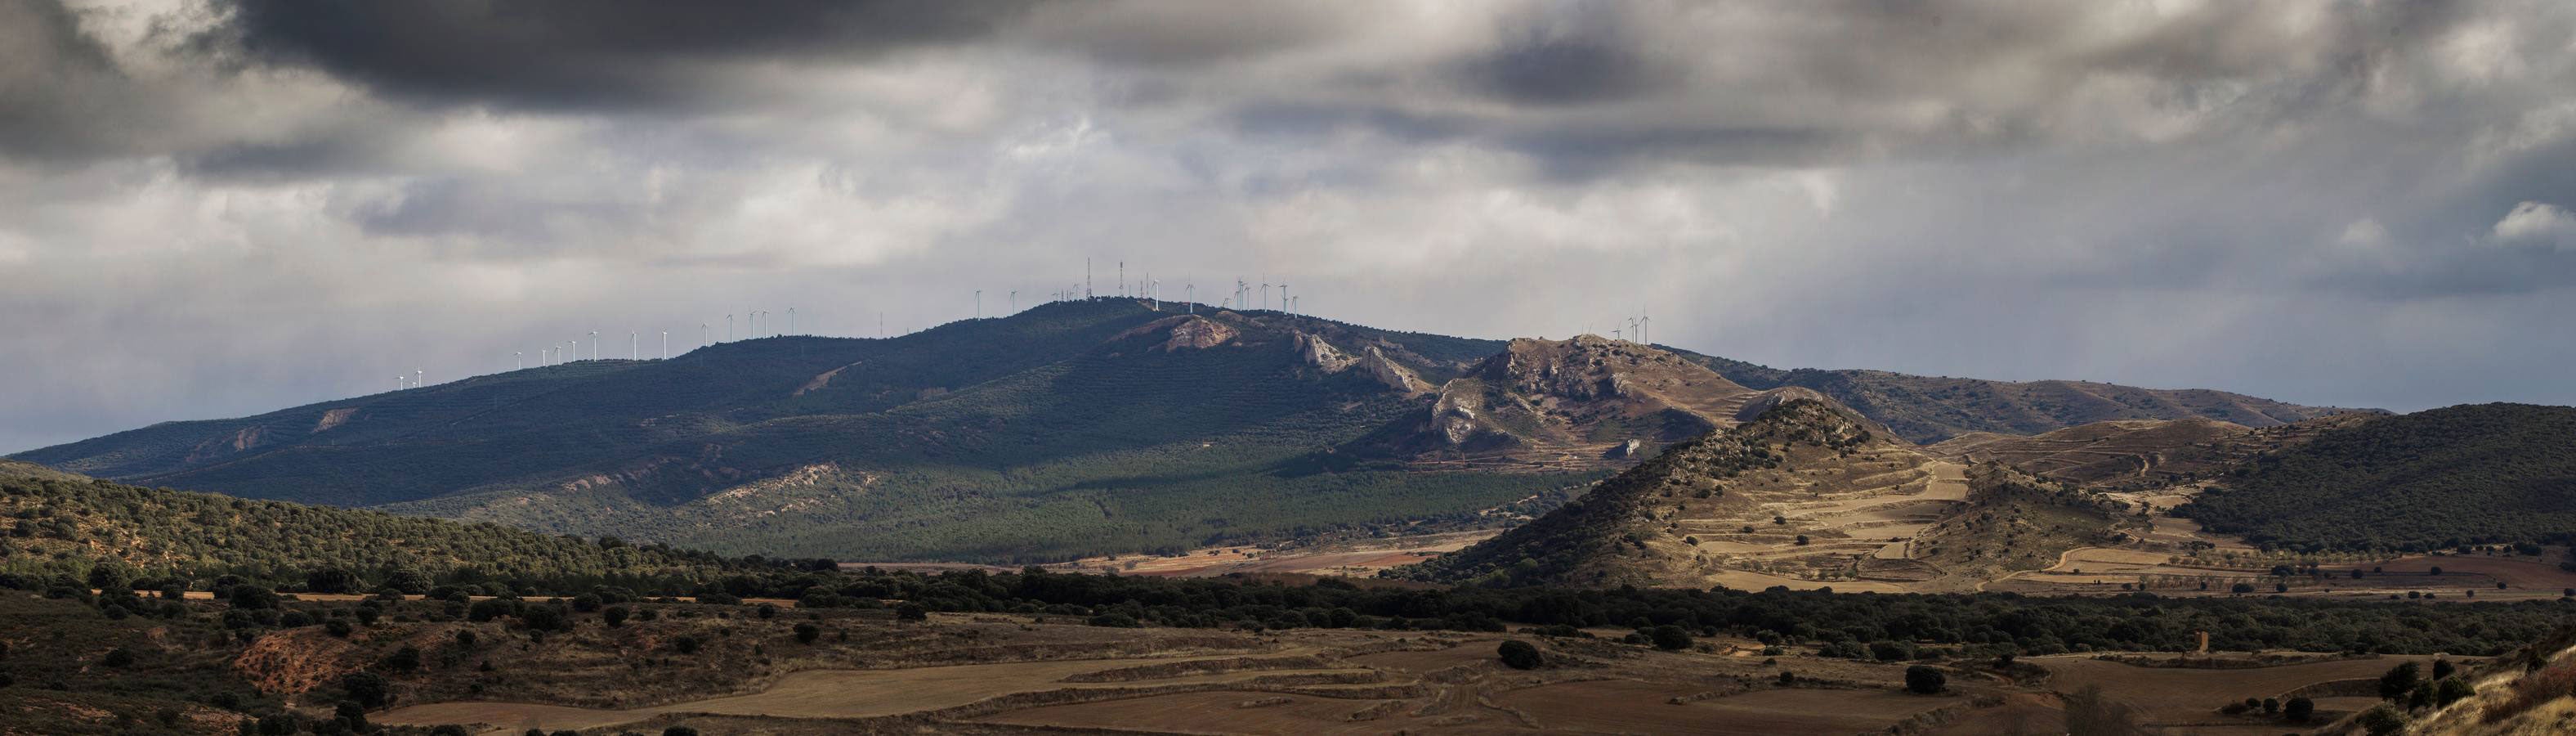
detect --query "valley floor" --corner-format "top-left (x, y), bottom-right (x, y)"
top-left (355, 611), bottom-right (2448, 735)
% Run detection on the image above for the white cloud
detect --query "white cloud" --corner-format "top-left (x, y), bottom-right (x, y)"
top-left (2493, 201), bottom-right (2576, 250)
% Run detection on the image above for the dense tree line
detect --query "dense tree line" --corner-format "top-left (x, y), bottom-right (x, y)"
top-left (772, 568), bottom-right (2570, 657)
top-left (2179, 403), bottom-right (2576, 553)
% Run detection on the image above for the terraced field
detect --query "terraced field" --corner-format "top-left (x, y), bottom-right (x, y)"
top-left (372, 619), bottom-right (1990, 736)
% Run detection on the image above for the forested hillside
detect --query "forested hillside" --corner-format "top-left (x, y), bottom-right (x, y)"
top-left (2177, 403), bottom-right (2576, 552)
top-left (0, 460), bottom-right (737, 592)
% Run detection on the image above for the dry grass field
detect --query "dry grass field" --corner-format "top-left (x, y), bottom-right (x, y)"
top-left (356, 614), bottom-right (2015, 735)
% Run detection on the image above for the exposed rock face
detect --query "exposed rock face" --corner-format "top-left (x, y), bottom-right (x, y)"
top-left (1297, 332), bottom-right (1431, 396)
top-left (312, 408), bottom-right (359, 433)
top-left (1161, 316), bottom-right (1236, 351)
top-left (1113, 315), bottom-right (1238, 352)
top-left (1296, 332), bottom-right (1359, 372)
top-left (1357, 347), bottom-right (1433, 396)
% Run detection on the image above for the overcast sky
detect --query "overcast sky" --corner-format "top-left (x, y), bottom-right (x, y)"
top-left (5, 0), bottom-right (2574, 453)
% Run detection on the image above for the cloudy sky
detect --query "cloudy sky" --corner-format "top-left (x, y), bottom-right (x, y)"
top-left (5, 0), bottom-right (2574, 453)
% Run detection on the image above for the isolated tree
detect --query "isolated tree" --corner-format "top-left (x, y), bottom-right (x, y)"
top-left (1904, 665), bottom-right (1946, 694)
top-left (2378, 662), bottom-right (2422, 701)
top-left (229, 584), bottom-right (279, 609)
top-left (2431, 659), bottom-right (2455, 680)
top-left (2434, 677), bottom-right (2474, 707)
top-left (378, 646), bottom-right (421, 674)
top-left (2283, 696), bottom-right (2314, 722)
top-left (2261, 697), bottom-right (2279, 714)
top-left (602, 605), bottom-right (630, 627)
top-left (2359, 705), bottom-right (2411, 730)
top-left (1497, 640), bottom-right (1541, 670)
top-left (794, 622), bottom-right (821, 644)
top-left (342, 671), bottom-right (393, 709)
top-left (1648, 625), bottom-right (1693, 651)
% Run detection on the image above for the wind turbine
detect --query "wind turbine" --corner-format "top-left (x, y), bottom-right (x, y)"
top-left (1185, 283), bottom-right (1195, 313)
top-left (700, 323), bottom-right (708, 350)
top-left (662, 331), bottom-right (669, 360)
top-left (726, 314), bottom-right (733, 342)
top-left (516, 352), bottom-right (523, 370)
top-left (630, 331), bottom-right (637, 361)
top-left (975, 289), bottom-right (982, 319)
top-left (1009, 289), bottom-right (1017, 314)
top-left (589, 330), bottom-right (599, 361)
top-left (414, 369), bottom-right (423, 387)
top-left (787, 307), bottom-right (796, 335)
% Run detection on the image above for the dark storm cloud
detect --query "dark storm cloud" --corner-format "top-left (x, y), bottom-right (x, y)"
top-left (0, 0), bottom-right (145, 160)
top-left (211, 0), bottom-right (1039, 110)
top-left (5, 0), bottom-right (2576, 455)
top-left (1455, 3), bottom-right (1672, 106)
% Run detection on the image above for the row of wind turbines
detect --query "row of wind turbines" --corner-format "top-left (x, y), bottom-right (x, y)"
top-left (386, 263), bottom-right (1334, 393)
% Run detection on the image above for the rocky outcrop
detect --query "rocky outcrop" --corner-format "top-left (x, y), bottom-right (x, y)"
top-left (1357, 347), bottom-right (1433, 396)
top-left (1111, 315), bottom-right (1238, 352)
top-left (1298, 332), bottom-right (1431, 396)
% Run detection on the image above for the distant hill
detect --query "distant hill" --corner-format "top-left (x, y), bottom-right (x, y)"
top-left (2176, 403), bottom-right (2576, 552)
top-left (1396, 395), bottom-right (2143, 590)
top-left (16, 299), bottom-right (2350, 563)
top-left (1674, 352), bottom-right (2366, 444)
top-left (0, 460), bottom-right (735, 590)
top-left (1922, 414), bottom-right (2376, 491)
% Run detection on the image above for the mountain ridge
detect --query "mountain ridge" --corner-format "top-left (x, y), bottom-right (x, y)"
top-left (14, 299), bottom-right (2359, 562)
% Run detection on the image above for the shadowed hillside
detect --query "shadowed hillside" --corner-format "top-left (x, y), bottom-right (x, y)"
top-left (1923, 414), bottom-right (2377, 491)
top-left (2177, 403), bottom-right (2576, 553)
top-left (1675, 352), bottom-right (2368, 444)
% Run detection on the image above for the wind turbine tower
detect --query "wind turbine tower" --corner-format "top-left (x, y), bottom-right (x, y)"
top-left (976, 289), bottom-right (982, 318)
